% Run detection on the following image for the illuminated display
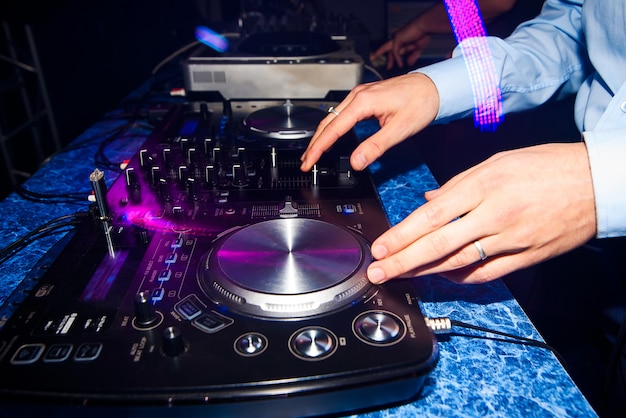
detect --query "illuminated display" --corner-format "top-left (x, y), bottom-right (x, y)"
top-left (443, 0), bottom-right (504, 131)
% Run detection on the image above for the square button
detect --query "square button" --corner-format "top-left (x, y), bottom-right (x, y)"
top-left (11, 344), bottom-right (45, 365)
top-left (44, 344), bottom-right (73, 362)
top-left (74, 343), bottom-right (102, 361)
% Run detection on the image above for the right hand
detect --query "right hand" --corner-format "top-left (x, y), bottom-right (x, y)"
top-left (371, 22), bottom-right (432, 70)
top-left (300, 73), bottom-right (440, 172)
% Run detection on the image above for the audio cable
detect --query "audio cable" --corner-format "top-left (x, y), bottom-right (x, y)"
top-left (0, 212), bottom-right (90, 265)
top-left (425, 316), bottom-right (568, 369)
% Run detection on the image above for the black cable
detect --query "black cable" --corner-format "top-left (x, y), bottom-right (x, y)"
top-left (451, 319), bottom-right (568, 368)
top-left (426, 317), bottom-right (568, 370)
top-left (0, 212), bottom-right (89, 265)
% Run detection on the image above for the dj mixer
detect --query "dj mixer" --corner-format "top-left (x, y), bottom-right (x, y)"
top-left (0, 100), bottom-right (437, 417)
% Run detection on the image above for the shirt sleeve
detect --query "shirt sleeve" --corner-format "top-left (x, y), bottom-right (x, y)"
top-left (583, 128), bottom-right (626, 238)
top-left (416, 0), bottom-right (589, 125)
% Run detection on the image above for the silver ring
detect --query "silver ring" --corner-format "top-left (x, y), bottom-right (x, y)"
top-left (328, 106), bottom-right (340, 116)
top-left (473, 241), bottom-right (487, 261)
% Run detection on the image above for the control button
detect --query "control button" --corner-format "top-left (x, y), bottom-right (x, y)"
top-left (234, 333), bottom-right (268, 357)
top-left (74, 343), bottom-right (102, 361)
top-left (342, 204), bottom-right (357, 214)
top-left (353, 311), bottom-right (405, 346)
top-left (279, 200), bottom-right (298, 218)
top-left (162, 326), bottom-right (186, 357)
top-left (621, 100), bottom-right (626, 113)
top-left (151, 288), bottom-right (165, 302)
top-left (165, 253), bottom-right (178, 264)
top-left (175, 295), bottom-right (203, 320)
top-left (11, 344), bottom-right (45, 365)
top-left (44, 344), bottom-right (73, 363)
top-left (171, 238), bottom-right (183, 248)
top-left (289, 327), bottom-right (337, 361)
top-left (158, 269), bottom-right (172, 282)
top-left (192, 312), bottom-right (233, 333)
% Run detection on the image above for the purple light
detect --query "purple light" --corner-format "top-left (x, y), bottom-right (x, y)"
top-left (443, 0), bottom-right (504, 131)
top-left (195, 26), bottom-right (229, 53)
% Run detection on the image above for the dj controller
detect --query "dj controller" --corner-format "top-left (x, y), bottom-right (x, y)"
top-left (0, 100), bottom-right (438, 417)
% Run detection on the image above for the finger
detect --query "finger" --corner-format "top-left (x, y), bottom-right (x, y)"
top-left (390, 46), bottom-right (404, 69)
top-left (438, 250), bottom-right (542, 284)
top-left (371, 177), bottom-right (486, 261)
top-left (406, 37), bottom-right (430, 67)
top-left (367, 211), bottom-right (496, 283)
top-left (371, 40), bottom-right (392, 60)
top-left (299, 101), bottom-right (361, 171)
top-left (300, 91), bottom-right (357, 170)
top-left (367, 239), bottom-right (494, 283)
top-left (407, 50), bottom-right (424, 67)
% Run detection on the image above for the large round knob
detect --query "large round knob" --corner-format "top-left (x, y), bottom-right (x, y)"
top-left (353, 311), bottom-right (404, 345)
top-left (162, 326), bottom-right (186, 357)
top-left (290, 327), bottom-right (336, 360)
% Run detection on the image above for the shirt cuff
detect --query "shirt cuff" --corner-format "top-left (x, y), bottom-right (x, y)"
top-left (412, 55), bottom-right (475, 123)
top-left (583, 129), bottom-right (626, 238)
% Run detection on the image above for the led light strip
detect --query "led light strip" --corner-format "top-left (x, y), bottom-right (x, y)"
top-left (443, 0), bottom-right (504, 131)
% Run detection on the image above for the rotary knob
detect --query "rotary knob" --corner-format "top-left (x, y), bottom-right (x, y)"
top-left (290, 327), bottom-right (336, 360)
top-left (162, 326), bottom-right (186, 357)
top-left (133, 291), bottom-right (159, 328)
top-left (234, 333), bottom-right (268, 357)
top-left (353, 311), bottom-right (404, 345)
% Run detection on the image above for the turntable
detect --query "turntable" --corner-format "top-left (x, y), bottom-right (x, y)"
top-left (0, 100), bottom-right (437, 417)
top-left (181, 31), bottom-right (363, 99)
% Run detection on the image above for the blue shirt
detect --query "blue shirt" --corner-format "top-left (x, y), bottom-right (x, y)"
top-left (417, 0), bottom-right (626, 238)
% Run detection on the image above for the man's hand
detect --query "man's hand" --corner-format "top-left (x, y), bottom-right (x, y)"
top-left (366, 142), bottom-right (597, 284)
top-left (300, 73), bottom-right (439, 172)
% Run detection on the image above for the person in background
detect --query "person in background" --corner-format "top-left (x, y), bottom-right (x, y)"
top-left (371, 0), bottom-right (517, 70)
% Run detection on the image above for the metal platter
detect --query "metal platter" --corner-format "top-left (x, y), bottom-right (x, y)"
top-left (242, 101), bottom-right (326, 140)
top-left (199, 218), bottom-right (375, 318)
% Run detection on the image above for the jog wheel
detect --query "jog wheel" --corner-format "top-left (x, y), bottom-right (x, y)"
top-left (199, 218), bottom-right (375, 318)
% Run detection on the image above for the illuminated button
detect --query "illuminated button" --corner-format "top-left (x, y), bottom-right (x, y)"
top-left (621, 101), bottom-right (626, 113)
top-left (44, 344), bottom-right (73, 363)
top-left (175, 296), bottom-right (203, 320)
top-left (342, 204), bottom-right (357, 214)
top-left (11, 344), bottom-right (45, 365)
top-left (151, 288), bottom-right (165, 301)
top-left (165, 253), bottom-right (178, 264)
top-left (74, 343), bottom-right (102, 361)
top-left (158, 270), bottom-right (172, 282)
top-left (192, 312), bottom-right (233, 333)
top-left (234, 333), bottom-right (268, 356)
top-left (354, 311), bottom-right (404, 345)
top-left (290, 327), bottom-right (337, 360)
top-left (171, 238), bottom-right (183, 248)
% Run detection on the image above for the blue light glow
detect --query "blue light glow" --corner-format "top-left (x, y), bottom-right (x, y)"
top-left (443, 0), bottom-right (504, 131)
top-left (195, 26), bottom-right (229, 53)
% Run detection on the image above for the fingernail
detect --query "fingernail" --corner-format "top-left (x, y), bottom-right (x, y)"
top-left (371, 244), bottom-right (388, 259)
top-left (353, 152), bottom-right (367, 170)
top-left (367, 266), bottom-right (386, 283)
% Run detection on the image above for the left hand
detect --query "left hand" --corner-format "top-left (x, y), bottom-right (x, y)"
top-left (366, 142), bottom-right (597, 284)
